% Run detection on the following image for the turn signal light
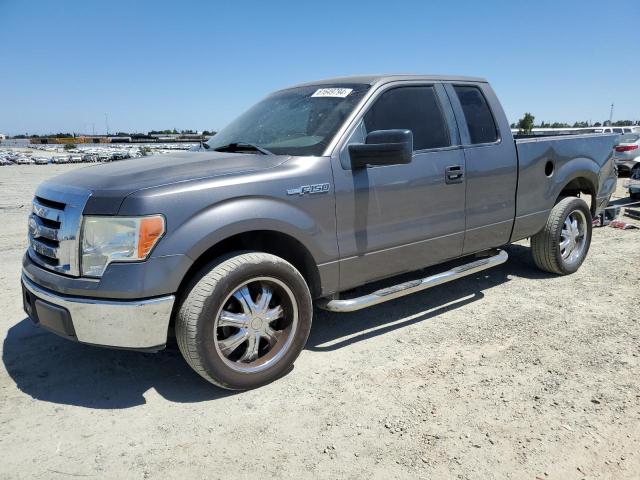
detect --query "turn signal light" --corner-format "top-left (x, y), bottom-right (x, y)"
top-left (138, 216), bottom-right (165, 258)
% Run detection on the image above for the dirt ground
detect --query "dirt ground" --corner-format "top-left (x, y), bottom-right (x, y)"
top-left (0, 164), bottom-right (638, 480)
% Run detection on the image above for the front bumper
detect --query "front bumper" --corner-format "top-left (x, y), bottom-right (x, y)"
top-left (21, 274), bottom-right (175, 351)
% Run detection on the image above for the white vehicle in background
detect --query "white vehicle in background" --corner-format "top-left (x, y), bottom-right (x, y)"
top-left (52, 155), bottom-right (69, 164)
top-left (586, 127), bottom-right (639, 134)
top-left (614, 133), bottom-right (640, 175)
top-left (32, 157), bottom-right (49, 165)
top-left (14, 156), bottom-right (34, 165)
top-left (514, 126), bottom-right (640, 136)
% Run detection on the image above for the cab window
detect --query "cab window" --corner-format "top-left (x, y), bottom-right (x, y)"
top-left (363, 86), bottom-right (450, 151)
top-left (453, 86), bottom-right (498, 144)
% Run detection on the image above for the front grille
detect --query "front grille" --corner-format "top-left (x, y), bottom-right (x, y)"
top-left (27, 185), bottom-right (89, 277)
top-left (29, 197), bottom-right (64, 267)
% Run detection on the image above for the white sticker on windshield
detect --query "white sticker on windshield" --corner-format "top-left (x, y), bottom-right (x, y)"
top-left (311, 88), bottom-right (353, 98)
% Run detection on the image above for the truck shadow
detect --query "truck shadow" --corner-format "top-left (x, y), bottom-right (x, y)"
top-left (306, 243), bottom-right (551, 351)
top-left (2, 320), bottom-right (238, 408)
top-left (2, 243), bottom-right (549, 407)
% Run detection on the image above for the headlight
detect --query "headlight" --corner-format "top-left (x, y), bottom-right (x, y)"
top-left (81, 215), bottom-right (165, 277)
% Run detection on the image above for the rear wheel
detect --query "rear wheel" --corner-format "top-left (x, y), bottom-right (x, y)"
top-left (176, 252), bottom-right (313, 390)
top-left (531, 197), bottom-right (592, 275)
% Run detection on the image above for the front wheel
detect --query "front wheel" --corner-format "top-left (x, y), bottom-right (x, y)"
top-left (531, 196), bottom-right (592, 275)
top-left (176, 252), bottom-right (313, 390)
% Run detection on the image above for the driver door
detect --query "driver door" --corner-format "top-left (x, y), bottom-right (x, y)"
top-left (330, 83), bottom-right (467, 291)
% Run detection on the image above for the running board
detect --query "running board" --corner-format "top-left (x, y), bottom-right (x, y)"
top-left (317, 249), bottom-right (508, 313)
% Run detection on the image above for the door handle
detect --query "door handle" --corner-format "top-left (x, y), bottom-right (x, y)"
top-left (445, 165), bottom-right (464, 184)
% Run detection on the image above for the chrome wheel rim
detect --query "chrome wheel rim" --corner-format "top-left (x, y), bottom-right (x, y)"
top-left (560, 209), bottom-right (588, 264)
top-left (213, 276), bottom-right (298, 373)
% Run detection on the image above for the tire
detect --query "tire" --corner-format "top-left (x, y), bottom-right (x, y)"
top-left (531, 197), bottom-right (592, 275)
top-left (175, 252), bottom-right (313, 390)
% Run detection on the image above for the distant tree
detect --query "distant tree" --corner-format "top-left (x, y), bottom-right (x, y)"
top-left (63, 143), bottom-right (77, 150)
top-left (550, 122), bottom-right (570, 128)
top-left (517, 113), bottom-right (535, 134)
top-left (202, 130), bottom-right (216, 136)
top-left (572, 121), bottom-right (589, 128)
top-left (538, 121), bottom-right (550, 128)
top-left (613, 120), bottom-right (633, 126)
top-left (594, 122), bottom-right (602, 127)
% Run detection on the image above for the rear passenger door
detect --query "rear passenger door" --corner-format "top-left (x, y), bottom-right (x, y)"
top-left (332, 83), bottom-right (467, 290)
top-left (445, 83), bottom-right (518, 254)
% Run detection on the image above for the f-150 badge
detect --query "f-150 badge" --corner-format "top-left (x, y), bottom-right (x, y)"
top-left (287, 183), bottom-right (330, 196)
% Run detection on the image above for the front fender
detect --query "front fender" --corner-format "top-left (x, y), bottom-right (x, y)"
top-left (158, 196), bottom-right (335, 265)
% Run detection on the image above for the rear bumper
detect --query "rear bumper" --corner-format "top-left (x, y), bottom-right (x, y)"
top-left (21, 274), bottom-right (174, 351)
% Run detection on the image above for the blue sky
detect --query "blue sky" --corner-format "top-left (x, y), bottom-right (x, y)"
top-left (1, 0), bottom-right (638, 135)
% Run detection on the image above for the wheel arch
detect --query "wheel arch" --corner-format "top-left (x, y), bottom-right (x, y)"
top-left (175, 229), bottom-right (323, 304)
top-left (553, 161), bottom-right (599, 215)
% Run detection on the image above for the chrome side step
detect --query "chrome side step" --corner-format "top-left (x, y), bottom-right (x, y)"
top-left (317, 249), bottom-right (508, 313)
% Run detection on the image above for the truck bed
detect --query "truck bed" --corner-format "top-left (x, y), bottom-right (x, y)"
top-left (510, 133), bottom-right (618, 242)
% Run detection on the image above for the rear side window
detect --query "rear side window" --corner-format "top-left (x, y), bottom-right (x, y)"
top-left (363, 86), bottom-right (450, 150)
top-left (453, 86), bottom-right (498, 144)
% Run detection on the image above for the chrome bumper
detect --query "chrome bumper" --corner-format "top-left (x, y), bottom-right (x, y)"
top-left (22, 274), bottom-right (175, 350)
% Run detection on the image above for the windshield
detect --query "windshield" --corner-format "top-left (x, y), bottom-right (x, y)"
top-left (619, 134), bottom-right (640, 143)
top-left (206, 84), bottom-right (370, 156)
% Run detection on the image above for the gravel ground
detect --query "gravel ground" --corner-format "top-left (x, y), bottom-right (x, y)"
top-left (0, 164), bottom-right (638, 480)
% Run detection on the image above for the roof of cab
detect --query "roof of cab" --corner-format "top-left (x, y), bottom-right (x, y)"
top-left (287, 74), bottom-right (488, 89)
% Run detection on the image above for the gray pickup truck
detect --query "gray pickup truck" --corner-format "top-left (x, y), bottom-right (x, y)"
top-left (22, 75), bottom-right (617, 389)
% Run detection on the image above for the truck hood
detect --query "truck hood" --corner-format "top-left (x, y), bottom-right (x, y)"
top-left (39, 151), bottom-right (289, 214)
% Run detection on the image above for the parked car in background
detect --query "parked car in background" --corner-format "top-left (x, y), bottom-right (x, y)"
top-left (614, 133), bottom-right (640, 175)
top-left (14, 156), bottom-right (34, 165)
top-left (32, 157), bottom-right (49, 165)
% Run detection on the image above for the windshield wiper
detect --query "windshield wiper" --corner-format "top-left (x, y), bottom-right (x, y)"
top-left (213, 142), bottom-right (273, 155)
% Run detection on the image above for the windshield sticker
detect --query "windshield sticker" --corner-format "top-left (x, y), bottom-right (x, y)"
top-left (311, 88), bottom-right (353, 98)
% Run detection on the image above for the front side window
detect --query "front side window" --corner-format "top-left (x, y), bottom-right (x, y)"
top-left (206, 83), bottom-right (370, 156)
top-left (363, 86), bottom-right (450, 151)
top-left (453, 85), bottom-right (498, 144)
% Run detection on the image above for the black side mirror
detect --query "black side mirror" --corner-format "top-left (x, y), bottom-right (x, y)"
top-left (348, 129), bottom-right (413, 169)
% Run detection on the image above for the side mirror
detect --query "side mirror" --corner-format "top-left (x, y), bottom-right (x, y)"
top-left (348, 129), bottom-right (413, 169)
